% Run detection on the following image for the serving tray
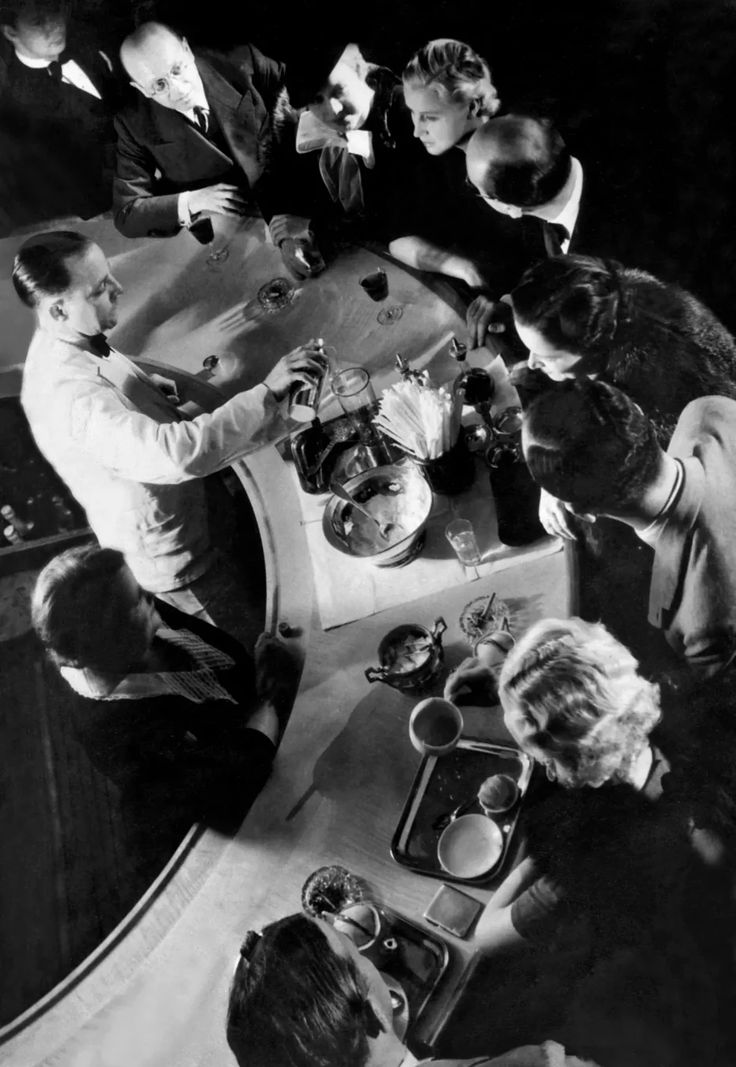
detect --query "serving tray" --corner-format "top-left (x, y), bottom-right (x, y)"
top-left (376, 904), bottom-right (450, 1042)
top-left (391, 738), bottom-right (533, 885)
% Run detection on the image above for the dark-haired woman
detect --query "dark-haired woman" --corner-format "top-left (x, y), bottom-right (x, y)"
top-left (32, 544), bottom-right (297, 838)
top-left (511, 253), bottom-right (736, 443)
top-left (510, 253), bottom-right (736, 644)
top-left (226, 912), bottom-right (597, 1067)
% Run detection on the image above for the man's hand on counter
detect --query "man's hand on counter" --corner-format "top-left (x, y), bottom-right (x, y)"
top-left (466, 295), bottom-right (513, 349)
top-left (263, 341), bottom-right (325, 401)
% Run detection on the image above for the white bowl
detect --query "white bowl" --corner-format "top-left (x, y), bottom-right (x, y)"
top-left (437, 814), bottom-right (503, 879)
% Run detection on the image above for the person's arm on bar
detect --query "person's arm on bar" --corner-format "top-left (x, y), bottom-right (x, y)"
top-left (388, 234), bottom-right (486, 289)
top-left (473, 857), bottom-right (541, 954)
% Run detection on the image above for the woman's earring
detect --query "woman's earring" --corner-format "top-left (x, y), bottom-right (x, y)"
top-left (545, 761), bottom-right (557, 782)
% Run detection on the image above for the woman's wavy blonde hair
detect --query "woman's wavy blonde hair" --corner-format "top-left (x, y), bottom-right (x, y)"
top-left (402, 38), bottom-right (501, 118)
top-left (498, 617), bottom-right (661, 788)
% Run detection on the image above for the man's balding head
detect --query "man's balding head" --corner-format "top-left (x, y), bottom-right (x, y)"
top-left (121, 21), bottom-right (203, 113)
top-left (466, 115), bottom-right (571, 211)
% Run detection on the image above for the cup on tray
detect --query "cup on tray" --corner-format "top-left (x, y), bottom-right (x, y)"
top-left (409, 698), bottom-right (463, 757)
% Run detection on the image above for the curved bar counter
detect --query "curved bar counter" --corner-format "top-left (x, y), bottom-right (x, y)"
top-left (0, 218), bottom-right (575, 1066)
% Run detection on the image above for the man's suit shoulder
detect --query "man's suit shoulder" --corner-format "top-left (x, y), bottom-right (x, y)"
top-left (195, 42), bottom-right (284, 100)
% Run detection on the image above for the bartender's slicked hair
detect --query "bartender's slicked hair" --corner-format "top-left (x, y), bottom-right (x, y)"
top-left (12, 230), bottom-right (92, 308)
top-left (227, 913), bottom-right (381, 1067)
top-left (470, 114), bottom-right (571, 207)
top-left (523, 379), bottom-right (662, 514)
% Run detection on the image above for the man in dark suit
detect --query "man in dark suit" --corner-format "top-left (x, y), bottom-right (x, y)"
top-left (463, 115), bottom-right (644, 346)
top-left (0, 0), bottom-right (122, 229)
top-left (114, 21), bottom-right (307, 272)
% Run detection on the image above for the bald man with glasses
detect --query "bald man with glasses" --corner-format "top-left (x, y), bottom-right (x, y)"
top-left (113, 21), bottom-right (309, 271)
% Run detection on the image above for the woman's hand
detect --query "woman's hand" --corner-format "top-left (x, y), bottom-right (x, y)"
top-left (538, 488), bottom-right (579, 541)
top-left (443, 656), bottom-right (497, 704)
top-left (263, 340), bottom-right (325, 401)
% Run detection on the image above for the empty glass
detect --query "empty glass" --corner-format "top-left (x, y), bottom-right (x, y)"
top-left (445, 518), bottom-right (482, 567)
top-left (331, 368), bottom-right (377, 440)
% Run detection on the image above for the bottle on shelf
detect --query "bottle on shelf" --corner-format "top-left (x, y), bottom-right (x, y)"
top-left (1, 503), bottom-right (34, 540)
top-left (2, 524), bottom-right (22, 545)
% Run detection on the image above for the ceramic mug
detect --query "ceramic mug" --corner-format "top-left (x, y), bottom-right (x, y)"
top-left (409, 698), bottom-right (463, 757)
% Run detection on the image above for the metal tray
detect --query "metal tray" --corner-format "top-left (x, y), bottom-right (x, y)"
top-left (390, 738), bottom-right (533, 885)
top-left (376, 904), bottom-right (450, 1041)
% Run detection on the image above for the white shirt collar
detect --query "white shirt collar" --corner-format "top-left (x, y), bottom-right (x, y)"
top-left (15, 51), bottom-right (55, 68)
top-left (546, 155), bottom-right (580, 249)
top-left (15, 50), bottom-right (103, 99)
top-left (635, 459), bottom-right (684, 544)
top-left (544, 156), bottom-right (584, 251)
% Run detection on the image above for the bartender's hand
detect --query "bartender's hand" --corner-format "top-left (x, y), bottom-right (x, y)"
top-left (279, 237), bottom-right (326, 280)
top-left (188, 183), bottom-right (248, 218)
top-left (538, 488), bottom-right (581, 541)
top-left (466, 295), bottom-right (512, 349)
top-left (149, 373), bottom-right (181, 406)
top-left (263, 340), bottom-right (324, 401)
top-left (444, 656), bottom-right (497, 704)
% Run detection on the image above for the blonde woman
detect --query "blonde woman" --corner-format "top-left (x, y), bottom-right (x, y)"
top-left (444, 617), bottom-right (730, 1066)
top-left (389, 39), bottom-right (527, 293)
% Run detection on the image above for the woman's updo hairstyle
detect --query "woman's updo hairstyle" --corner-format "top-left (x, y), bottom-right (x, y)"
top-left (402, 38), bottom-right (501, 118)
top-left (499, 617), bottom-right (661, 788)
top-left (511, 254), bottom-right (632, 369)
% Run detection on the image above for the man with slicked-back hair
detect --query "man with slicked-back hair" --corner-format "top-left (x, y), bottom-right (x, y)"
top-left (15, 229), bottom-right (322, 637)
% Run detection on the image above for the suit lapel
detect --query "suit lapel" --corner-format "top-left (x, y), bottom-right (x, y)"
top-left (197, 57), bottom-right (263, 187)
top-left (152, 99), bottom-right (235, 172)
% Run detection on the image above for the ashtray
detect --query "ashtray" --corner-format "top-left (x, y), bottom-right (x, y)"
top-left (458, 594), bottom-right (511, 646)
top-left (365, 618), bottom-right (446, 691)
top-left (257, 277), bottom-right (295, 311)
top-left (301, 865), bottom-right (364, 916)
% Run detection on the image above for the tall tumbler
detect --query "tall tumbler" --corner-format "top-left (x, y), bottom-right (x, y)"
top-left (331, 368), bottom-right (391, 468)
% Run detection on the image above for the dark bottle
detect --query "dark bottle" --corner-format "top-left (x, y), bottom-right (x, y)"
top-left (450, 337), bottom-right (495, 415)
top-left (487, 441), bottom-right (546, 547)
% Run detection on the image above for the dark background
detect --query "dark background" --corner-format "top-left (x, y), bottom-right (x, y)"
top-left (76, 0), bottom-right (736, 327)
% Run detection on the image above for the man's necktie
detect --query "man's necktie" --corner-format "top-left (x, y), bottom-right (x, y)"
top-left (542, 221), bottom-right (569, 257)
top-left (47, 60), bottom-right (63, 83)
top-left (86, 333), bottom-right (111, 358)
top-left (193, 106), bottom-right (209, 135)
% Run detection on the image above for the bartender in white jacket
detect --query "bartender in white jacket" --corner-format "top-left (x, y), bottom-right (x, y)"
top-left (16, 230), bottom-right (322, 630)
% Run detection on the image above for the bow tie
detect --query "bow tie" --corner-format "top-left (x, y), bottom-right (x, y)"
top-left (542, 220), bottom-right (569, 257)
top-left (47, 60), bottom-right (64, 82)
top-left (85, 333), bottom-right (111, 358)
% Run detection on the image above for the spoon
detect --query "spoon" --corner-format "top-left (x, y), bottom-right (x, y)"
top-left (330, 481), bottom-right (394, 540)
top-left (433, 795), bottom-right (477, 832)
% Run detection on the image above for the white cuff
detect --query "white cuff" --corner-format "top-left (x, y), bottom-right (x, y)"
top-left (177, 191), bottom-right (193, 228)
